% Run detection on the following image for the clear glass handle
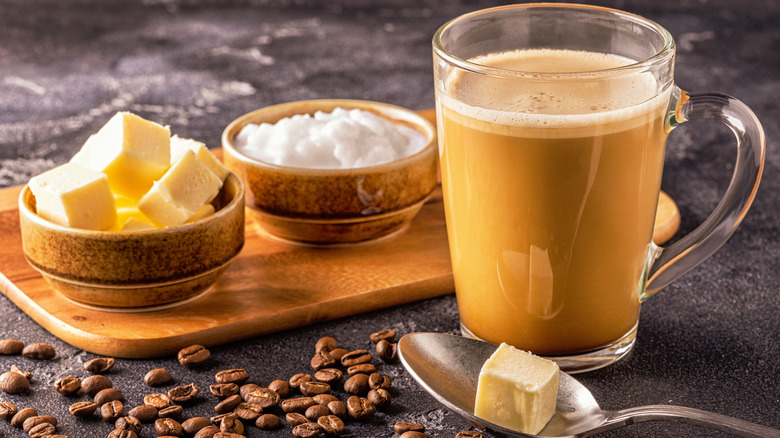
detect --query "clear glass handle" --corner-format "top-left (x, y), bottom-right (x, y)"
top-left (643, 87), bottom-right (766, 298)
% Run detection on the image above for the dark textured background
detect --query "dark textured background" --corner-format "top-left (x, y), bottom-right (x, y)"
top-left (1, 0), bottom-right (778, 437)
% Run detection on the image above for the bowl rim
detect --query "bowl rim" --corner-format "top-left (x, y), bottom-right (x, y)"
top-left (221, 98), bottom-right (437, 175)
top-left (18, 171), bottom-right (245, 237)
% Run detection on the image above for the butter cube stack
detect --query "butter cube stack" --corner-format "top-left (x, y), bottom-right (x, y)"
top-left (474, 343), bottom-right (559, 435)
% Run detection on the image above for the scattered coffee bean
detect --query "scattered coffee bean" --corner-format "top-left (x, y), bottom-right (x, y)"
top-left (83, 357), bottom-right (115, 373)
top-left (158, 404), bottom-right (184, 418)
top-left (144, 393), bottom-right (173, 409)
top-left (214, 394), bottom-right (242, 414)
top-left (255, 413), bottom-right (281, 430)
top-left (193, 425), bottom-right (219, 438)
top-left (343, 373), bottom-right (369, 395)
top-left (290, 373), bottom-right (313, 390)
top-left (369, 329), bottom-right (396, 344)
top-left (69, 401), bottom-right (98, 418)
top-left (317, 414), bottom-right (345, 436)
top-left (244, 387), bottom-right (280, 409)
top-left (400, 432), bottom-right (430, 438)
top-left (328, 348), bottom-right (348, 361)
top-left (144, 368), bottom-right (172, 386)
top-left (115, 415), bottom-right (143, 433)
top-left (394, 422), bottom-right (425, 435)
top-left (282, 397), bottom-right (317, 414)
top-left (108, 430), bottom-right (138, 438)
top-left (314, 368), bottom-right (343, 386)
top-left (238, 383), bottom-right (260, 400)
top-left (267, 379), bottom-right (290, 397)
top-left (10, 364), bottom-right (32, 380)
top-left (11, 407), bottom-right (37, 427)
top-left (155, 417), bottom-right (184, 436)
top-left (168, 382), bottom-right (199, 403)
top-left (182, 417), bottom-right (212, 435)
top-left (315, 336), bottom-right (338, 353)
top-left (28, 422), bottom-right (56, 437)
top-left (367, 388), bottom-right (392, 410)
top-left (327, 400), bottom-right (347, 418)
top-left (0, 339), bottom-right (24, 355)
top-left (210, 382), bottom-right (239, 398)
top-left (300, 381), bottom-right (331, 397)
top-left (21, 343), bottom-right (55, 360)
top-left (94, 387), bottom-right (123, 405)
top-left (215, 369), bottom-right (249, 385)
top-left (285, 412), bottom-right (308, 427)
top-left (456, 431), bottom-right (483, 438)
top-left (376, 339), bottom-right (398, 362)
top-left (311, 350), bottom-right (336, 371)
top-left (346, 395), bottom-right (374, 421)
top-left (234, 402), bottom-right (263, 421)
top-left (312, 394), bottom-right (339, 405)
top-left (22, 415), bottom-right (57, 432)
top-left (347, 363), bottom-right (377, 376)
top-left (368, 372), bottom-right (392, 390)
top-left (100, 400), bottom-right (124, 421)
top-left (340, 349), bottom-right (372, 367)
top-left (305, 404), bottom-right (330, 421)
top-left (81, 374), bottom-right (113, 396)
top-left (0, 371), bottom-right (29, 393)
top-left (219, 414), bottom-right (244, 434)
top-left (178, 344), bottom-right (210, 368)
top-left (292, 422), bottom-right (321, 438)
top-left (54, 376), bottom-right (81, 395)
top-left (127, 405), bottom-right (157, 423)
top-left (209, 412), bottom-right (236, 426)
top-left (0, 401), bottom-right (18, 420)
top-left (213, 433), bottom-right (245, 438)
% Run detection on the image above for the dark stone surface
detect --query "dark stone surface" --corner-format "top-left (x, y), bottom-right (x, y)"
top-left (1, 1), bottom-right (778, 437)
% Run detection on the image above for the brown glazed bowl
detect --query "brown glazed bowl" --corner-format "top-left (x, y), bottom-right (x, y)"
top-left (222, 99), bottom-right (438, 245)
top-left (18, 173), bottom-right (245, 310)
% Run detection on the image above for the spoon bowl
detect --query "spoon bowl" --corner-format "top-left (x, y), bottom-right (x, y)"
top-left (398, 332), bottom-right (779, 438)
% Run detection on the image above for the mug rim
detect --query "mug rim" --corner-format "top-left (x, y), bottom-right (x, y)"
top-left (433, 3), bottom-right (676, 79)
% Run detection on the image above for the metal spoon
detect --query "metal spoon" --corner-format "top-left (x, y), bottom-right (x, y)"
top-left (398, 332), bottom-right (779, 438)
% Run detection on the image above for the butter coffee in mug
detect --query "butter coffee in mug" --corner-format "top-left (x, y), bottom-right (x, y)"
top-left (433, 5), bottom-right (764, 372)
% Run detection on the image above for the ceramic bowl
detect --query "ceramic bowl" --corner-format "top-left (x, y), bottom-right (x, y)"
top-left (222, 99), bottom-right (438, 245)
top-left (18, 173), bottom-right (245, 310)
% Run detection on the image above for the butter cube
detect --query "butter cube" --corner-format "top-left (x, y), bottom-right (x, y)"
top-left (170, 135), bottom-right (230, 181)
top-left (76, 112), bottom-right (171, 200)
top-left (28, 162), bottom-right (117, 231)
top-left (187, 203), bottom-right (216, 223)
top-left (112, 206), bottom-right (155, 232)
top-left (138, 150), bottom-right (223, 227)
top-left (474, 343), bottom-right (559, 435)
top-left (117, 217), bottom-right (156, 232)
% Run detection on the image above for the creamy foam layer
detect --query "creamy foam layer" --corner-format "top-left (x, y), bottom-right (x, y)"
top-left (440, 49), bottom-right (671, 137)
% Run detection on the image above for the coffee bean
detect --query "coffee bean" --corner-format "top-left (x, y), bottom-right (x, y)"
top-left (168, 382), bottom-right (199, 403)
top-left (267, 379), bottom-right (290, 398)
top-left (285, 412), bottom-right (309, 427)
top-left (69, 401), bottom-right (98, 418)
top-left (400, 432), bottom-right (430, 438)
top-left (100, 400), bottom-right (124, 421)
top-left (281, 397), bottom-right (316, 414)
top-left (11, 407), bottom-right (37, 427)
top-left (0, 401), bottom-right (17, 420)
top-left (0, 371), bottom-right (29, 393)
top-left (312, 394), bottom-right (339, 405)
top-left (83, 357), bottom-right (115, 373)
top-left (369, 329), bottom-right (397, 344)
top-left (81, 374), bottom-right (112, 396)
top-left (219, 414), bottom-right (244, 434)
top-left (158, 405), bottom-right (184, 418)
top-left (22, 415), bottom-right (57, 432)
top-left (21, 343), bottom-right (55, 360)
top-left (394, 422), bottom-right (426, 435)
top-left (127, 405), bottom-right (157, 423)
top-left (340, 349), bottom-right (372, 367)
top-left (155, 417), bottom-right (184, 436)
top-left (54, 376), bottom-right (81, 395)
top-left (289, 373), bottom-right (313, 389)
top-left (10, 364), bottom-right (32, 380)
top-left (244, 387), bottom-right (280, 409)
top-left (343, 373), bottom-right (369, 395)
top-left (193, 426), bottom-right (219, 438)
top-left (300, 381), bottom-right (331, 397)
top-left (144, 393), bottom-right (173, 409)
top-left (238, 383), bottom-right (260, 400)
top-left (346, 363), bottom-right (377, 376)
top-left (328, 348), bottom-right (348, 361)
top-left (234, 402), bottom-right (263, 421)
top-left (376, 339), bottom-right (398, 362)
top-left (177, 344), bottom-right (210, 368)
top-left (144, 368), bottom-right (172, 386)
top-left (314, 368), bottom-right (343, 386)
top-left (346, 396), bottom-right (374, 421)
top-left (213, 433), bottom-right (245, 438)
top-left (215, 369), bottom-right (249, 385)
top-left (255, 413), bottom-right (281, 430)
top-left (108, 430), bottom-right (138, 438)
top-left (305, 404), bottom-right (330, 421)
top-left (292, 422), bottom-right (321, 438)
top-left (368, 372), bottom-right (392, 390)
top-left (315, 336), bottom-right (338, 353)
top-left (326, 401), bottom-right (347, 418)
top-left (317, 414), bottom-right (345, 436)
top-left (94, 387), bottom-right (123, 405)
top-left (310, 350), bottom-right (336, 371)
top-left (182, 417), bottom-right (211, 435)
top-left (456, 431), bottom-right (484, 438)
top-left (115, 415), bottom-right (142, 433)
top-left (209, 412), bottom-right (236, 426)
top-left (0, 339), bottom-right (24, 355)
top-left (28, 422), bottom-right (56, 437)
top-left (367, 388), bottom-right (392, 410)
top-left (210, 383), bottom-right (239, 398)
top-left (214, 394), bottom-right (242, 414)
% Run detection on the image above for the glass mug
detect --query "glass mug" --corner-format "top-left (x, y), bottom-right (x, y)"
top-left (433, 4), bottom-right (764, 372)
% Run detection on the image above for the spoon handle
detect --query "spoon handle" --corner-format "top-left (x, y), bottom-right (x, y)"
top-left (595, 405), bottom-right (780, 438)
